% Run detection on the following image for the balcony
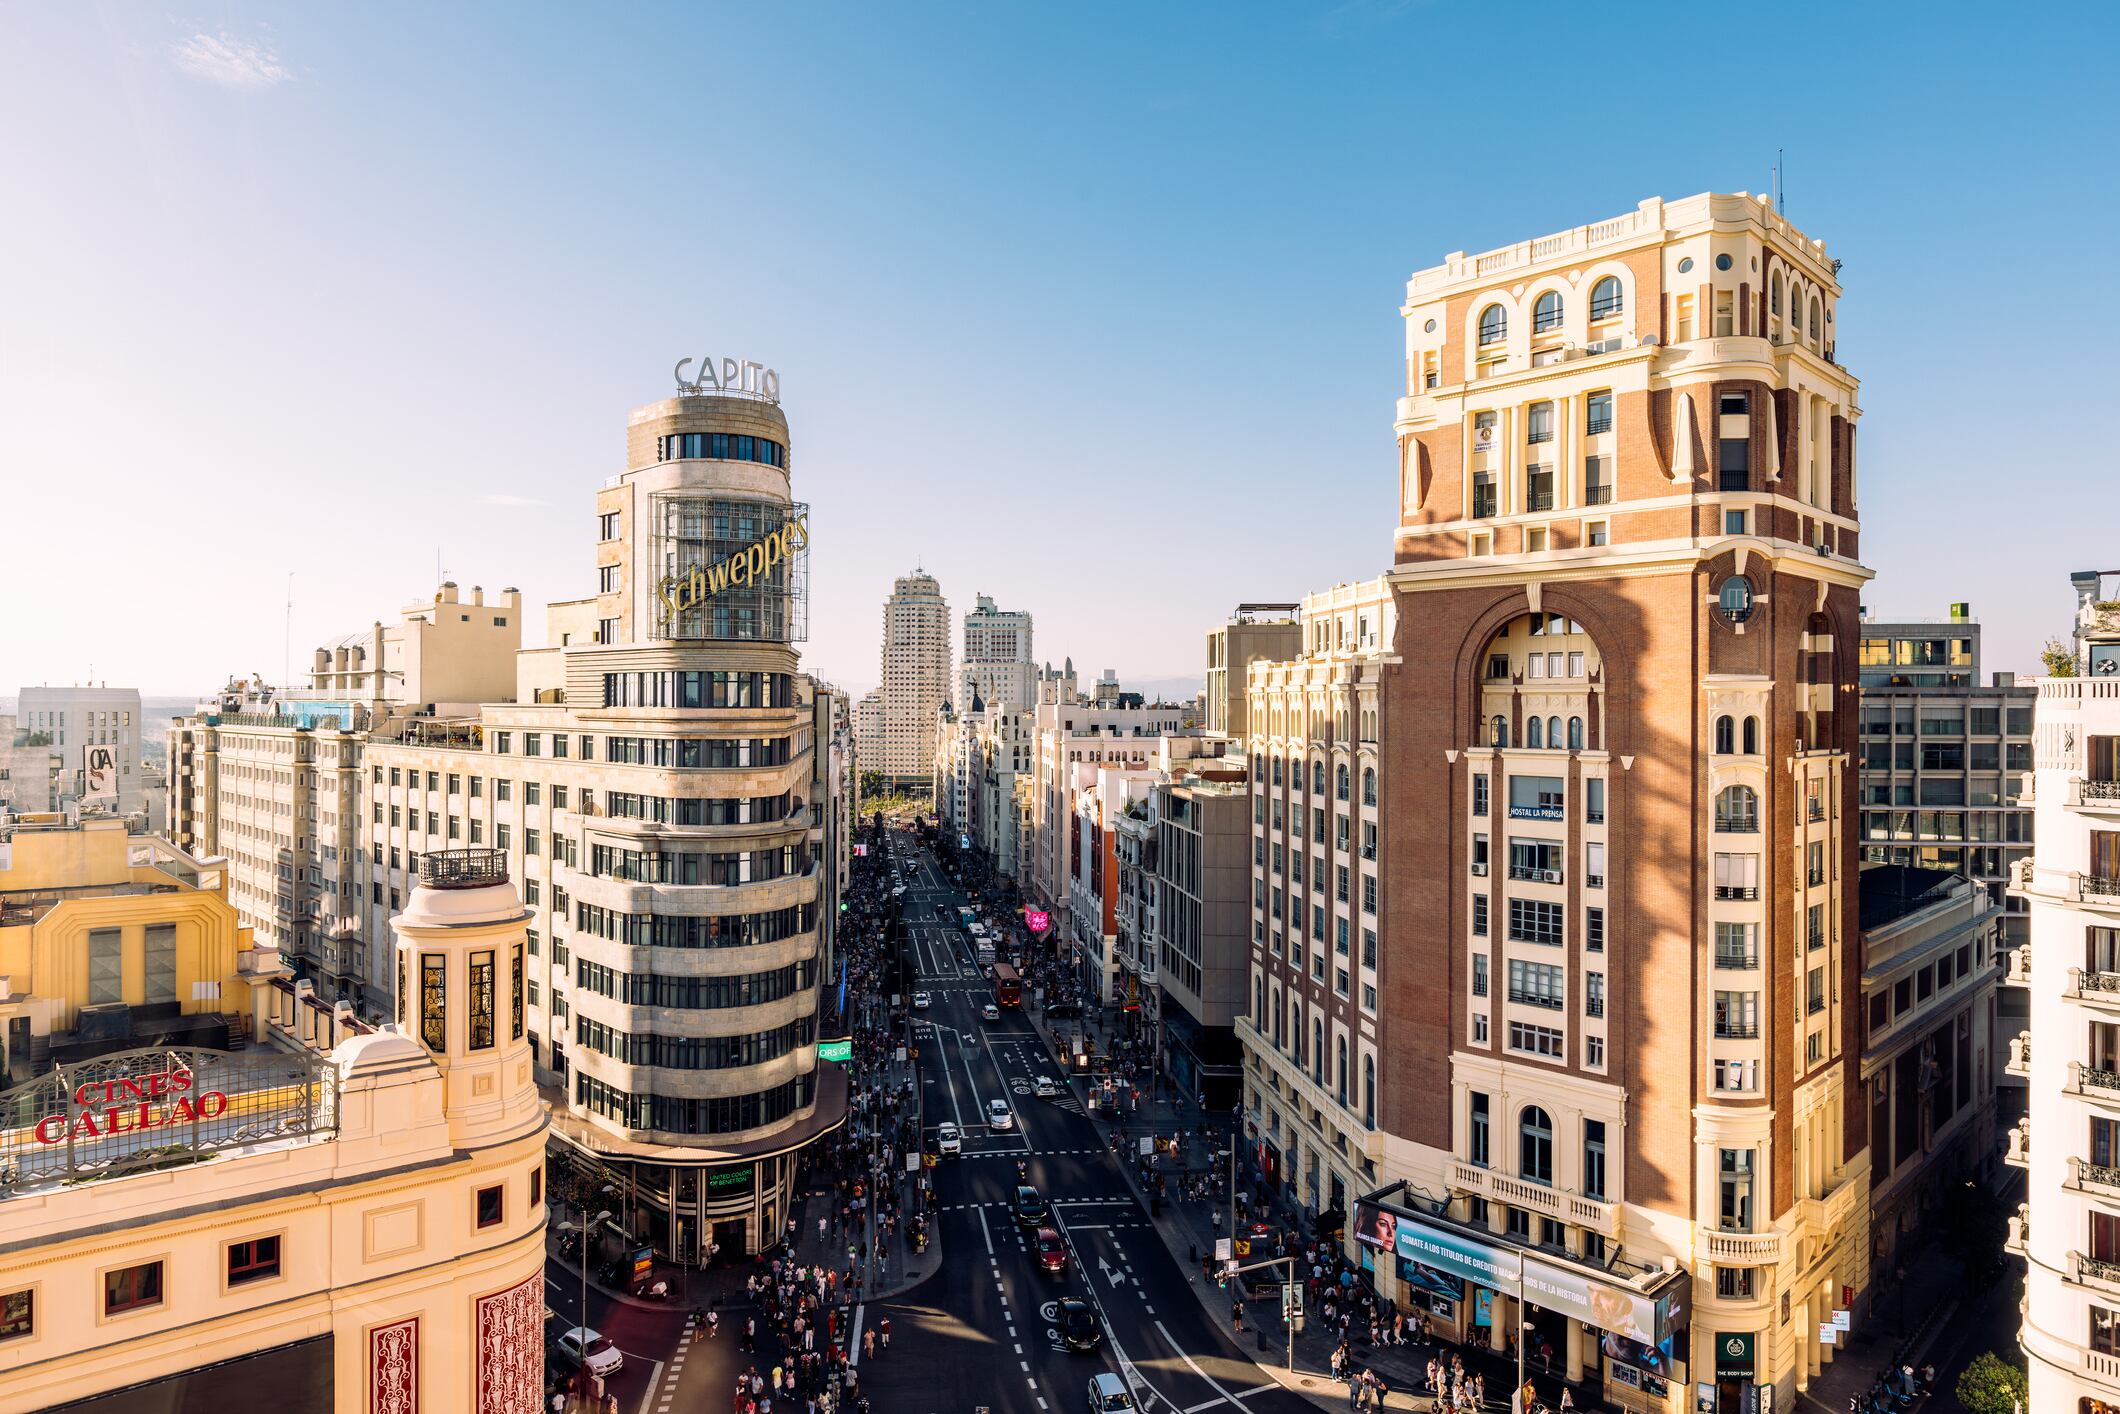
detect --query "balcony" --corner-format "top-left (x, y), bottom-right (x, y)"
top-left (1450, 1159), bottom-right (1615, 1233)
top-left (2005, 1120), bottom-right (2030, 1169)
top-left (2070, 967), bottom-right (2120, 1008)
top-left (2005, 1033), bottom-right (2029, 1078)
top-left (1715, 1022), bottom-right (1761, 1040)
top-left (2004, 946), bottom-right (2030, 987)
top-left (2075, 1061), bottom-right (2120, 1102)
top-left (1715, 886), bottom-right (1760, 901)
top-left (1808, 802), bottom-right (1827, 823)
top-left (1699, 1226), bottom-right (1785, 1266)
top-left (1714, 815), bottom-right (1760, 834)
top-left (1509, 865), bottom-right (1564, 884)
top-left (1586, 873), bottom-right (1604, 889)
top-left (2071, 1157), bottom-right (2120, 1199)
top-left (2086, 876), bottom-right (2120, 907)
top-left (2004, 1205), bottom-right (2028, 1257)
top-left (1714, 949), bottom-right (1760, 970)
top-left (2070, 1251), bottom-right (2120, 1295)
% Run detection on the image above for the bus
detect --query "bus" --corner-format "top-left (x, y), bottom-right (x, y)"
top-left (992, 962), bottom-right (1022, 1008)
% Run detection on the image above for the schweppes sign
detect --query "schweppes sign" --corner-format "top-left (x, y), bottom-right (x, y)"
top-left (658, 512), bottom-right (809, 623)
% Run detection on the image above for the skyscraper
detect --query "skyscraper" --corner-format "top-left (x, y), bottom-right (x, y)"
top-left (878, 570), bottom-right (950, 788)
top-left (1249, 193), bottom-right (1868, 1406)
top-left (958, 594), bottom-right (1036, 712)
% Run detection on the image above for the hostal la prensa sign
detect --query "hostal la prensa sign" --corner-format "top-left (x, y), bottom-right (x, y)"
top-left (674, 356), bottom-right (780, 402)
top-left (658, 512), bottom-right (810, 622)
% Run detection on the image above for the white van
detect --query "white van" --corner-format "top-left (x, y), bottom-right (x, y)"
top-left (974, 940), bottom-right (996, 965)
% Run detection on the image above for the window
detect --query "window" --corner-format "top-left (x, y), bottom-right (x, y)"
top-left (468, 951), bottom-right (496, 1050)
top-left (1473, 953), bottom-right (1489, 997)
top-left (1718, 575), bottom-right (1756, 624)
top-left (1469, 1092), bottom-right (1490, 1166)
top-left (1715, 715), bottom-right (1735, 754)
top-left (1714, 852), bottom-right (1760, 899)
top-left (1585, 905), bottom-right (1604, 952)
top-left (1724, 509), bottom-right (1748, 535)
top-left (1585, 970), bottom-right (1605, 1017)
top-left (1526, 464), bottom-right (1554, 512)
top-left (1472, 773), bottom-right (1489, 816)
top-left (1588, 276), bottom-right (1623, 321)
top-left (1527, 402), bottom-right (1554, 444)
top-left (1715, 784), bottom-right (1760, 832)
top-left (1719, 433), bottom-right (1750, 491)
top-left (1508, 959), bottom-right (1563, 1009)
top-left (1585, 391), bottom-right (1613, 436)
top-left (227, 1236), bottom-right (281, 1285)
top-left (0, 1289), bottom-right (29, 1341)
top-left (1507, 1021), bottom-right (1564, 1058)
top-left (1718, 1148), bottom-right (1755, 1231)
top-left (1583, 1119), bottom-right (1608, 1200)
top-left (598, 564), bottom-right (620, 593)
top-left (598, 511), bottom-right (620, 540)
top-left (104, 1261), bottom-right (163, 1315)
top-left (1519, 1106), bottom-right (1554, 1184)
top-left (420, 954), bottom-right (447, 1051)
top-left (1716, 922), bottom-right (1759, 968)
top-left (1508, 899), bottom-right (1564, 945)
top-left (1478, 304), bottom-right (1507, 347)
top-left (1533, 291), bottom-right (1563, 333)
top-left (1717, 1267), bottom-right (1755, 1300)
top-left (476, 1184), bottom-right (505, 1229)
top-left (1714, 991), bottom-right (1760, 1039)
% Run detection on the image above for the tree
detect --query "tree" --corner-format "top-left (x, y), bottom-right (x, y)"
top-left (859, 769), bottom-right (884, 800)
top-left (2040, 638), bottom-right (2078, 678)
top-left (1955, 1350), bottom-right (2027, 1414)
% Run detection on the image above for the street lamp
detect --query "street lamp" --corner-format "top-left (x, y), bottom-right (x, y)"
top-left (576, 1187), bottom-right (617, 1401)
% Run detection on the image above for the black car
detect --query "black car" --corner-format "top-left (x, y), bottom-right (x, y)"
top-left (1046, 1001), bottom-right (1083, 1019)
top-left (933, 902), bottom-right (952, 918)
top-left (1058, 1298), bottom-right (1102, 1352)
top-left (1013, 1185), bottom-right (1049, 1229)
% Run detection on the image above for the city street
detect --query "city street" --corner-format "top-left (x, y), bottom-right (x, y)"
top-left (857, 832), bottom-right (1318, 1414)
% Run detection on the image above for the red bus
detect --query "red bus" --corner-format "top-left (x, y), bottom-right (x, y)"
top-left (992, 962), bottom-right (1022, 1008)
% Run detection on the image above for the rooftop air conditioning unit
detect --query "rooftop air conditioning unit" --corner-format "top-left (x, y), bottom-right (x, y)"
top-left (1470, 862), bottom-right (1489, 876)
top-left (1541, 869), bottom-right (1563, 884)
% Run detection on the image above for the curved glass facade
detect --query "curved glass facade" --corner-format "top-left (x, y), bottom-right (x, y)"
top-left (656, 431), bottom-right (786, 468)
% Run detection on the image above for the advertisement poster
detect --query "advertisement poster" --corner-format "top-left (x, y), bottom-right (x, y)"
top-left (1023, 909), bottom-right (1052, 935)
top-left (83, 743), bottom-right (118, 801)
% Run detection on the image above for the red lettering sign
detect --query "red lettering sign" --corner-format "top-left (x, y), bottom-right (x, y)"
top-left (32, 1064), bottom-right (230, 1147)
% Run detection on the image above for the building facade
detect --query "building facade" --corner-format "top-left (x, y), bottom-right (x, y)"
top-left (17, 684), bottom-right (145, 815)
top-left (1205, 605), bottom-right (1302, 739)
top-left (1321, 194), bottom-right (1870, 1410)
top-left (362, 384), bottom-right (848, 1262)
top-left (1153, 763), bottom-right (1252, 1110)
top-left (0, 715), bottom-right (61, 816)
top-left (0, 844), bottom-right (550, 1414)
top-left (876, 571), bottom-right (950, 788)
top-left (959, 593), bottom-right (1036, 713)
top-left (2014, 573), bottom-right (2120, 1412)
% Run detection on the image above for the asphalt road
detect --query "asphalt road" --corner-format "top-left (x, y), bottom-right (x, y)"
top-left (856, 831), bottom-right (1316, 1414)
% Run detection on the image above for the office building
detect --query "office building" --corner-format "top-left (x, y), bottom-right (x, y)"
top-left (959, 594), bottom-right (1037, 713)
top-left (1857, 606), bottom-right (2036, 940)
top-left (2014, 571), bottom-right (2120, 1411)
top-left (0, 840), bottom-right (549, 1413)
top-left (875, 571), bottom-right (951, 788)
top-left (1204, 605), bottom-right (1302, 739)
top-left (1285, 194), bottom-right (1868, 1409)
top-left (1856, 865), bottom-right (2004, 1273)
top-left (1153, 756), bottom-right (1254, 1110)
top-left (17, 684), bottom-right (145, 815)
top-left (0, 715), bottom-right (62, 815)
top-left (363, 379), bottom-right (848, 1260)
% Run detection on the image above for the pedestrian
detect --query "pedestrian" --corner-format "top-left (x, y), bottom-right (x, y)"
top-left (879, 1316), bottom-right (891, 1351)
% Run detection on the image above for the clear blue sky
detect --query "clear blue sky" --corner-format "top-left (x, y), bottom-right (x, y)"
top-left (4, 2), bottom-right (2114, 698)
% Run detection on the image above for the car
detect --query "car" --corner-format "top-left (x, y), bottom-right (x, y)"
top-left (986, 1098), bottom-right (1014, 1130)
top-left (1047, 1001), bottom-right (1083, 1019)
top-left (1057, 1298), bottom-right (1103, 1352)
top-left (934, 901), bottom-right (952, 918)
top-left (892, 885), bottom-right (906, 897)
top-left (912, 991), bottom-right (932, 1010)
top-left (1012, 1185), bottom-right (1048, 1229)
top-left (1035, 1225), bottom-right (1068, 1273)
top-left (981, 1003), bottom-right (1001, 1022)
top-left (1032, 1075), bottom-right (1061, 1099)
top-left (935, 1121), bottom-right (961, 1156)
top-left (1088, 1372), bottom-right (1136, 1414)
top-left (555, 1326), bottom-right (624, 1378)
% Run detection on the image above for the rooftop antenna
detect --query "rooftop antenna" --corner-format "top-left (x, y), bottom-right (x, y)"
top-left (1774, 148), bottom-right (1785, 215)
top-left (283, 572), bottom-right (294, 693)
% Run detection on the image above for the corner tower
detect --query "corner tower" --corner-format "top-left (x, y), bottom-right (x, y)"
top-left (1376, 193), bottom-right (1869, 1406)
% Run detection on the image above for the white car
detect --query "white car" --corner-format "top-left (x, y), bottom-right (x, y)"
top-left (987, 1098), bottom-right (1014, 1130)
top-left (1032, 1075), bottom-right (1061, 1099)
top-left (981, 1003), bottom-right (1001, 1022)
top-left (556, 1326), bottom-right (623, 1378)
top-left (935, 1121), bottom-right (962, 1156)
top-left (912, 991), bottom-right (932, 1010)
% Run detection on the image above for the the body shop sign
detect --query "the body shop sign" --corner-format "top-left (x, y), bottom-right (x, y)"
top-left (33, 1065), bottom-right (228, 1144)
top-left (1024, 909), bottom-right (1052, 935)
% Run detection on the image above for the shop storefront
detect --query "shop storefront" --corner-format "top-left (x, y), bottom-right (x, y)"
top-left (1355, 1197), bottom-right (1692, 1408)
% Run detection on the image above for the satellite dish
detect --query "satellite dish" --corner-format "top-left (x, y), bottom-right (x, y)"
top-left (1640, 333), bottom-right (1661, 347)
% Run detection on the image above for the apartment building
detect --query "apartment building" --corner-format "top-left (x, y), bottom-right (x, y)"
top-left (1857, 607), bottom-right (2035, 941)
top-left (0, 715), bottom-right (62, 815)
top-left (2013, 572), bottom-right (2120, 1411)
top-left (17, 684), bottom-right (144, 814)
top-left (363, 383), bottom-right (848, 1261)
top-left (1238, 576), bottom-right (1396, 1233)
top-left (1154, 761), bottom-right (1253, 1109)
top-left (1328, 194), bottom-right (1868, 1412)
top-left (875, 571), bottom-right (950, 788)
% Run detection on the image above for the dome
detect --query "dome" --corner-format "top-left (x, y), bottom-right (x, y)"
top-left (335, 1027), bottom-right (427, 1075)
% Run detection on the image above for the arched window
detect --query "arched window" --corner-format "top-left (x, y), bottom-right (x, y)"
top-left (1809, 298), bottom-right (1822, 342)
top-left (1719, 576), bottom-right (1756, 624)
top-left (1289, 999), bottom-right (1300, 1058)
top-left (1478, 304), bottom-right (1508, 346)
top-left (1547, 716), bottom-right (1563, 748)
top-left (1255, 976), bottom-right (1266, 1028)
top-left (1743, 716), bottom-right (1760, 755)
top-left (1313, 1019), bottom-right (1325, 1084)
top-left (1363, 767), bottom-right (1377, 806)
top-left (1271, 756), bottom-right (1283, 787)
top-left (1520, 1106), bottom-right (1555, 1185)
top-left (1589, 276), bottom-right (1624, 321)
top-left (1363, 1054), bottom-right (1376, 1129)
top-left (1567, 716), bottom-right (1585, 750)
top-left (1272, 988), bottom-right (1284, 1046)
top-left (1715, 715), bottom-right (1735, 754)
top-left (1336, 764), bottom-right (1350, 801)
top-left (1770, 273), bottom-right (1783, 317)
top-left (1336, 1036), bottom-right (1349, 1107)
top-left (1491, 715), bottom-right (1509, 749)
top-left (1533, 290), bottom-right (1563, 333)
top-left (1313, 761), bottom-right (1326, 795)
top-left (1526, 716), bottom-right (1543, 749)
top-left (1716, 784), bottom-right (1760, 833)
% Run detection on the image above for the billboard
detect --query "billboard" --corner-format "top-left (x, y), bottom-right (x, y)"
top-left (1355, 1201), bottom-right (1687, 1344)
top-left (650, 495), bottom-right (809, 643)
top-left (1023, 909), bottom-right (1052, 935)
top-left (83, 743), bottom-right (119, 801)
